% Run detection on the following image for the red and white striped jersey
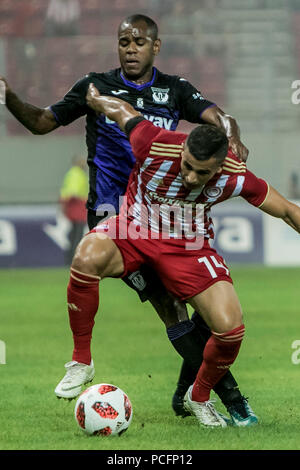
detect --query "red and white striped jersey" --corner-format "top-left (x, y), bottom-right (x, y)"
top-left (120, 120), bottom-right (269, 243)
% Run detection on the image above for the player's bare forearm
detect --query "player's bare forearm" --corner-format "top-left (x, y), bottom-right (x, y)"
top-left (283, 209), bottom-right (300, 233)
top-left (260, 186), bottom-right (300, 233)
top-left (0, 76), bottom-right (58, 134)
top-left (279, 201), bottom-right (300, 233)
top-left (86, 83), bottom-right (141, 132)
top-left (201, 106), bottom-right (249, 162)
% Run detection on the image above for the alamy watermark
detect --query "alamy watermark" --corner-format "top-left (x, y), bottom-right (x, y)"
top-left (0, 79), bottom-right (5, 105)
top-left (291, 80), bottom-right (300, 104)
top-left (291, 340), bottom-right (300, 365)
top-left (0, 340), bottom-right (6, 364)
top-left (96, 197), bottom-right (205, 250)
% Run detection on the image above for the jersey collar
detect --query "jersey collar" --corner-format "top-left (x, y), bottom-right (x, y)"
top-left (119, 67), bottom-right (157, 90)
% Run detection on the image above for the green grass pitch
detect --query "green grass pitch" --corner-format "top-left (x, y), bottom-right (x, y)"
top-left (0, 266), bottom-right (299, 450)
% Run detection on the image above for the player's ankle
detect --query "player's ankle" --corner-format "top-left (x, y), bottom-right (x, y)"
top-left (175, 381), bottom-right (191, 397)
top-left (72, 353), bottom-right (92, 365)
top-left (218, 387), bottom-right (242, 407)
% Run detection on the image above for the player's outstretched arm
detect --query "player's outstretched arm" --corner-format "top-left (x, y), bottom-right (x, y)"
top-left (201, 106), bottom-right (249, 162)
top-left (0, 76), bottom-right (59, 135)
top-left (259, 186), bottom-right (300, 233)
top-left (86, 83), bottom-right (142, 132)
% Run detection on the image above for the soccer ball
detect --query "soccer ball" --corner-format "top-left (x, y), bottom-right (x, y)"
top-left (74, 383), bottom-right (133, 436)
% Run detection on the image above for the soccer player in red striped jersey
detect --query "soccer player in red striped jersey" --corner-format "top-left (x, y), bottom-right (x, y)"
top-left (2, 14), bottom-right (255, 423)
top-left (2, 15), bottom-right (251, 420)
top-left (56, 85), bottom-right (300, 427)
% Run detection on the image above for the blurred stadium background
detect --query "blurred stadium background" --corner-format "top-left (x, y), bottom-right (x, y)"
top-left (0, 0), bottom-right (300, 267)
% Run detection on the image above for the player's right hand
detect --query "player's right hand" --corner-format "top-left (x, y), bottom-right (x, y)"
top-left (86, 83), bottom-right (100, 104)
top-left (86, 83), bottom-right (105, 114)
top-left (228, 136), bottom-right (249, 162)
top-left (86, 83), bottom-right (125, 114)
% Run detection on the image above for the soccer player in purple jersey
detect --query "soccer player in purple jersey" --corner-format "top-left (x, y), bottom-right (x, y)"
top-left (1, 14), bottom-right (256, 425)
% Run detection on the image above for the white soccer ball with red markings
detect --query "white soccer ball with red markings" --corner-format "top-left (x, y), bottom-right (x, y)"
top-left (74, 383), bottom-right (133, 436)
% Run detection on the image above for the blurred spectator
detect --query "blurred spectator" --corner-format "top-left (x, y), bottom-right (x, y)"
top-left (160, 0), bottom-right (194, 35)
top-left (192, 0), bottom-right (225, 56)
top-left (290, 0), bottom-right (300, 9)
top-left (159, 1), bottom-right (195, 60)
top-left (60, 156), bottom-right (88, 265)
top-left (45, 0), bottom-right (81, 36)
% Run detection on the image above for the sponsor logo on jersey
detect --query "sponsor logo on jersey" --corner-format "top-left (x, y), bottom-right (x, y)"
top-left (147, 190), bottom-right (198, 208)
top-left (136, 97), bottom-right (144, 108)
top-left (192, 92), bottom-right (204, 100)
top-left (151, 87), bottom-right (169, 104)
top-left (105, 116), bottom-right (116, 124)
top-left (203, 186), bottom-right (223, 198)
top-left (143, 114), bottom-right (173, 130)
top-left (111, 89), bottom-right (129, 95)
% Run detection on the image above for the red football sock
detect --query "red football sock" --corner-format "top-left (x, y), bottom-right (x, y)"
top-left (191, 324), bottom-right (245, 403)
top-left (67, 267), bottom-right (100, 365)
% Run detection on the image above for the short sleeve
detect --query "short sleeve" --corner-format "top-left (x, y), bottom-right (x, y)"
top-left (50, 75), bottom-right (90, 126)
top-left (176, 78), bottom-right (216, 122)
top-left (240, 170), bottom-right (269, 207)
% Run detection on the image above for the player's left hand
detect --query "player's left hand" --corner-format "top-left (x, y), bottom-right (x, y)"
top-left (228, 137), bottom-right (249, 162)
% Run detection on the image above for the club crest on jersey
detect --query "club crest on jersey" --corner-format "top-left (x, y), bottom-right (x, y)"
top-left (127, 271), bottom-right (146, 291)
top-left (203, 186), bottom-right (223, 198)
top-left (151, 87), bottom-right (169, 104)
top-left (136, 97), bottom-right (144, 108)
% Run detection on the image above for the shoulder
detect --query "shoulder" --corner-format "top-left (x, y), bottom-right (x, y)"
top-left (85, 69), bottom-right (119, 84)
top-left (155, 69), bottom-right (191, 88)
top-left (133, 117), bottom-right (186, 145)
top-left (130, 120), bottom-right (186, 151)
top-left (156, 69), bottom-right (178, 83)
top-left (155, 70), bottom-right (200, 103)
top-left (70, 69), bottom-right (120, 89)
top-left (151, 127), bottom-right (187, 146)
top-left (78, 72), bottom-right (100, 83)
top-left (70, 70), bottom-right (120, 96)
top-left (221, 149), bottom-right (247, 175)
top-left (130, 121), bottom-right (185, 164)
top-left (68, 73), bottom-right (98, 94)
top-left (149, 131), bottom-right (186, 159)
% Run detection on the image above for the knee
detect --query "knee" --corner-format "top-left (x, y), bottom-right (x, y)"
top-left (71, 243), bottom-right (97, 276)
top-left (212, 323), bottom-right (245, 349)
top-left (212, 323), bottom-right (245, 347)
top-left (218, 318), bottom-right (243, 334)
top-left (71, 233), bottom-right (109, 277)
top-left (212, 307), bottom-right (243, 334)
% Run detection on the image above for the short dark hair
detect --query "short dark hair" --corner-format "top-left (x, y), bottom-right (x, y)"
top-left (120, 14), bottom-right (158, 40)
top-left (186, 125), bottom-right (228, 163)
